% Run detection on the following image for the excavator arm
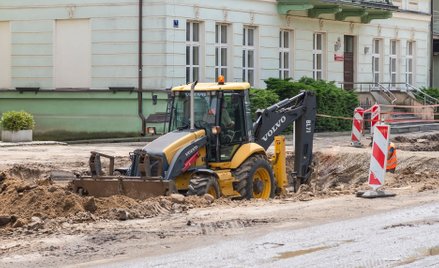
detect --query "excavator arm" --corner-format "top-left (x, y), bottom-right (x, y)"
top-left (253, 91), bottom-right (317, 187)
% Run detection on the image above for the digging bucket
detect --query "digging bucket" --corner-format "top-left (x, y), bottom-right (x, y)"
top-left (71, 176), bottom-right (176, 200)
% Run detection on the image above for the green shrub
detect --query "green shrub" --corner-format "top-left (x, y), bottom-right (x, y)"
top-left (264, 78), bottom-right (312, 100)
top-left (418, 88), bottom-right (439, 119)
top-left (263, 77), bottom-right (359, 132)
top-left (0, 111), bottom-right (35, 131)
top-left (249, 88), bottom-right (280, 117)
top-left (419, 87), bottom-right (439, 100)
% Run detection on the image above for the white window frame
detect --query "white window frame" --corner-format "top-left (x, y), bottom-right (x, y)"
top-left (405, 41), bottom-right (415, 85)
top-left (389, 39), bottom-right (399, 87)
top-left (312, 32), bottom-right (325, 80)
top-left (372, 39), bottom-right (382, 85)
top-left (242, 26), bottom-right (257, 86)
top-left (215, 23), bottom-right (229, 81)
top-left (186, 21), bottom-right (201, 84)
top-left (279, 29), bottom-right (292, 80)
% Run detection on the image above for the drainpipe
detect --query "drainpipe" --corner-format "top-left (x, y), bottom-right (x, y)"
top-left (138, 0), bottom-right (146, 136)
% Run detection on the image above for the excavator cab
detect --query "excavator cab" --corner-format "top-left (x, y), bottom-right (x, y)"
top-left (168, 83), bottom-right (253, 163)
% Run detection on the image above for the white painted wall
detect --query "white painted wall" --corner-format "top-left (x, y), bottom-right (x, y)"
top-left (0, 22), bottom-right (11, 88)
top-left (54, 19), bottom-right (91, 88)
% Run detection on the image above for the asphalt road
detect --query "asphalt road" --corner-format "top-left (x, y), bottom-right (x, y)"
top-left (96, 201), bottom-right (439, 268)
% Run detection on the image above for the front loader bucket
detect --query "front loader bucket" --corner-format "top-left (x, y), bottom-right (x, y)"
top-left (71, 176), bottom-right (176, 200)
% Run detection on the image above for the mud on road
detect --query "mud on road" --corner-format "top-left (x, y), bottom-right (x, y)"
top-left (1, 132), bottom-right (439, 267)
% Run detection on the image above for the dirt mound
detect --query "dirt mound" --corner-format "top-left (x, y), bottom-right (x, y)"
top-left (0, 178), bottom-right (84, 221)
top-left (284, 152), bottom-right (370, 200)
top-left (395, 133), bottom-right (439, 151)
top-left (285, 150), bottom-right (439, 199)
top-left (0, 171), bottom-right (222, 231)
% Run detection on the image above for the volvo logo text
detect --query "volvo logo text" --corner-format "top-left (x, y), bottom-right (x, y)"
top-left (262, 116), bottom-right (286, 141)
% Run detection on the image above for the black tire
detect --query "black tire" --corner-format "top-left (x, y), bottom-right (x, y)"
top-left (233, 154), bottom-right (275, 200)
top-left (187, 173), bottom-right (220, 198)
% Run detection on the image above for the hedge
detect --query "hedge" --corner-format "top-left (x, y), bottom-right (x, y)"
top-left (250, 77), bottom-right (359, 132)
top-left (419, 87), bottom-right (439, 100)
top-left (249, 88), bottom-right (279, 118)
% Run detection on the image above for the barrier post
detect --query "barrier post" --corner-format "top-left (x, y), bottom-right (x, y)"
top-left (357, 123), bottom-right (396, 198)
top-left (370, 104), bottom-right (380, 135)
top-left (351, 107), bottom-right (365, 147)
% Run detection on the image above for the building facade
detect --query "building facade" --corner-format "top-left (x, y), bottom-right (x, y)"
top-left (0, 0), bottom-right (433, 137)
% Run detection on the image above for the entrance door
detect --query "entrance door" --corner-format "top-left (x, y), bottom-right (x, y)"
top-left (344, 35), bottom-right (355, 90)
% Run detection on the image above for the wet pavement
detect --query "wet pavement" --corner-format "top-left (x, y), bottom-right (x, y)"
top-left (98, 201), bottom-right (439, 268)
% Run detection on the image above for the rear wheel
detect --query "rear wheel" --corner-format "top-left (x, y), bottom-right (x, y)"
top-left (233, 154), bottom-right (275, 200)
top-left (187, 173), bottom-right (220, 199)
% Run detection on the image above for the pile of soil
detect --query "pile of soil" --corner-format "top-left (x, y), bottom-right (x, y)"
top-left (285, 150), bottom-right (439, 200)
top-left (283, 152), bottom-right (369, 201)
top-left (0, 169), bottom-right (222, 231)
top-left (395, 133), bottom-right (439, 151)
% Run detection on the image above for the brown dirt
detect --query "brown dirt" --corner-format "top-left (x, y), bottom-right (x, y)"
top-left (395, 133), bottom-right (439, 151)
top-left (284, 148), bottom-right (439, 201)
top-left (0, 169), bottom-right (229, 231)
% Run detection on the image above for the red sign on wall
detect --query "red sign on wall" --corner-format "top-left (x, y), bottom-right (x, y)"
top-left (334, 54), bottom-right (344, 61)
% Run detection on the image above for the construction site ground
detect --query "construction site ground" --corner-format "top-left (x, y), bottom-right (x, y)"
top-left (1, 131), bottom-right (439, 267)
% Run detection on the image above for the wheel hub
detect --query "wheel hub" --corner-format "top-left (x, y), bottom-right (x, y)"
top-left (253, 179), bottom-right (263, 195)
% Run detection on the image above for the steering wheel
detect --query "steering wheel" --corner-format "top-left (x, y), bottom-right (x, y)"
top-left (221, 129), bottom-right (236, 144)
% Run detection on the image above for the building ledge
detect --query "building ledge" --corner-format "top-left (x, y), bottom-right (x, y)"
top-left (278, 0), bottom-right (398, 23)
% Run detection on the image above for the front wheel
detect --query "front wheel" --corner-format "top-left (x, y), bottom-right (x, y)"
top-left (187, 173), bottom-right (221, 199)
top-left (233, 154), bottom-right (275, 200)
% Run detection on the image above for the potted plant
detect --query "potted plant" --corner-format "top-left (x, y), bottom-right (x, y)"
top-left (0, 111), bottom-right (35, 142)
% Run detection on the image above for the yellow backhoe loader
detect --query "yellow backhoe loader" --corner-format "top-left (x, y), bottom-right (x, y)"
top-left (71, 79), bottom-right (317, 199)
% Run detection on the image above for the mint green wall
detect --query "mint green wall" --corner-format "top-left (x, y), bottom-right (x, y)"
top-left (0, 91), bottom-right (168, 138)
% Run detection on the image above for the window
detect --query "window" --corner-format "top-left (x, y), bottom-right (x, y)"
top-left (54, 19), bottom-right (91, 88)
top-left (0, 22), bottom-right (11, 89)
top-left (242, 26), bottom-right (256, 86)
top-left (279, 30), bottom-right (292, 79)
top-left (313, 33), bottom-right (324, 80)
top-left (186, 21), bottom-right (201, 83)
top-left (170, 91), bottom-right (217, 131)
top-left (406, 41), bottom-right (415, 85)
top-left (389, 40), bottom-right (399, 87)
top-left (372, 39), bottom-right (382, 84)
top-left (215, 24), bottom-right (229, 81)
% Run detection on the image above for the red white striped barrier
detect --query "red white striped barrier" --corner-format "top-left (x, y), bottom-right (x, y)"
top-left (370, 104), bottom-right (380, 135)
top-left (351, 107), bottom-right (364, 147)
top-left (368, 124), bottom-right (390, 190)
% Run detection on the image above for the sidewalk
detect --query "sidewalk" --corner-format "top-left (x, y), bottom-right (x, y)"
top-left (0, 141), bottom-right (67, 147)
